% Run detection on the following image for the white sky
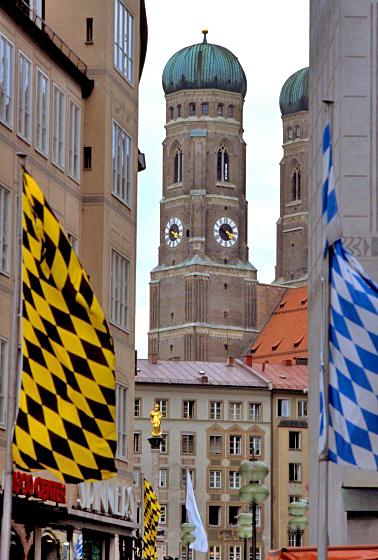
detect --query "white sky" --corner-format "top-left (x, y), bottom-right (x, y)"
top-left (136, 0), bottom-right (309, 358)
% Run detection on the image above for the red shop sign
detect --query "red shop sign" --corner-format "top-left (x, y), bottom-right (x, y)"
top-left (12, 472), bottom-right (66, 504)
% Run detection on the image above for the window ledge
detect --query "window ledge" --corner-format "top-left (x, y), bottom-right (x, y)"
top-left (111, 192), bottom-right (132, 209)
top-left (286, 199), bottom-right (302, 207)
top-left (109, 319), bottom-right (130, 335)
top-left (216, 181), bottom-right (236, 189)
top-left (167, 182), bottom-right (182, 190)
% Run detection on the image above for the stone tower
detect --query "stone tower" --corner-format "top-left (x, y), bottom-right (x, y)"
top-left (148, 31), bottom-right (258, 362)
top-left (275, 68), bottom-right (309, 286)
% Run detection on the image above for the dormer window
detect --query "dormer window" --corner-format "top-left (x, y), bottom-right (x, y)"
top-left (174, 145), bottom-right (183, 183)
top-left (177, 104), bottom-right (182, 117)
top-left (202, 102), bottom-right (209, 115)
top-left (189, 103), bottom-right (196, 116)
top-left (227, 105), bottom-right (234, 118)
top-left (217, 104), bottom-right (223, 116)
top-left (292, 164), bottom-right (301, 200)
top-left (217, 143), bottom-right (229, 182)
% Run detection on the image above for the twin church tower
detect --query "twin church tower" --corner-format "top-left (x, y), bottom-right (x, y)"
top-left (148, 31), bottom-right (308, 362)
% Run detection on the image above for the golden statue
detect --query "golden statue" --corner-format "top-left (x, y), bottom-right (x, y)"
top-left (150, 404), bottom-right (163, 436)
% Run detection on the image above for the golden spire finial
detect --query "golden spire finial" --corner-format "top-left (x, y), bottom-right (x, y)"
top-left (202, 29), bottom-right (208, 43)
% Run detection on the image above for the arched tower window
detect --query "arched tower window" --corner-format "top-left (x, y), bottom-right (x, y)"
top-left (174, 145), bottom-right (183, 183)
top-left (202, 102), bottom-right (209, 115)
top-left (217, 104), bottom-right (223, 116)
top-left (227, 105), bottom-right (234, 118)
top-left (189, 103), bottom-right (196, 115)
top-left (177, 104), bottom-right (182, 117)
top-left (217, 143), bottom-right (229, 182)
top-left (295, 125), bottom-right (300, 138)
top-left (292, 164), bottom-right (301, 200)
top-left (288, 128), bottom-right (293, 140)
top-left (169, 106), bottom-right (174, 120)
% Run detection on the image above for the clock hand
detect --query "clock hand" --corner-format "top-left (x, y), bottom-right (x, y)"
top-left (226, 230), bottom-right (234, 240)
top-left (172, 230), bottom-right (179, 239)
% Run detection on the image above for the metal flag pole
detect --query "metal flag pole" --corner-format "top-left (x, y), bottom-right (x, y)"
top-left (1, 154), bottom-right (26, 560)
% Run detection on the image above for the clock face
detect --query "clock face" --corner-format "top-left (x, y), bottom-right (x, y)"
top-left (165, 217), bottom-right (183, 248)
top-left (214, 217), bottom-right (238, 247)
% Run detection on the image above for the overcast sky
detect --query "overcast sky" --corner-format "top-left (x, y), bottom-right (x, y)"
top-left (135, 0), bottom-right (309, 358)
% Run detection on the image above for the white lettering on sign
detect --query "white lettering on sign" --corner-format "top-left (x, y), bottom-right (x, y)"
top-left (78, 480), bottom-right (136, 521)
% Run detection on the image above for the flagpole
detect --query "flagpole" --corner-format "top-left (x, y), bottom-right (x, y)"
top-left (1, 154), bottom-right (26, 560)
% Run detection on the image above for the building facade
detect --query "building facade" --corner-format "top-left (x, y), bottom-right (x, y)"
top-left (308, 0), bottom-right (378, 545)
top-left (0, 0), bottom-right (147, 557)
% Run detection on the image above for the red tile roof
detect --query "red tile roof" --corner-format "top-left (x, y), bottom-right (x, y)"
top-left (245, 286), bottom-right (308, 365)
top-left (252, 363), bottom-right (308, 390)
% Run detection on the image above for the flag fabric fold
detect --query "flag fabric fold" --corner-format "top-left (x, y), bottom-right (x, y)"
top-left (12, 171), bottom-right (117, 483)
top-left (322, 123), bottom-right (342, 254)
top-left (143, 479), bottom-right (161, 560)
top-left (186, 469), bottom-right (208, 552)
top-left (322, 124), bottom-right (378, 470)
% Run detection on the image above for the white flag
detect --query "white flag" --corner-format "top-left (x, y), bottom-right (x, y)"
top-left (186, 469), bottom-right (208, 552)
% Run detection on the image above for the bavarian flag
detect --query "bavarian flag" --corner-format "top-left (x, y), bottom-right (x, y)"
top-left (12, 171), bottom-right (117, 483)
top-left (143, 479), bottom-right (161, 560)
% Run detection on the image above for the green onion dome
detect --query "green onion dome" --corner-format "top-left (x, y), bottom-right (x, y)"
top-left (162, 30), bottom-right (247, 98)
top-left (279, 67), bottom-right (309, 116)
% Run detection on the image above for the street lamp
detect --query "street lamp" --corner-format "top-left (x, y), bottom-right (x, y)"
top-left (181, 522), bottom-right (195, 560)
top-left (239, 460), bottom-right (269, 560)
top-left (288, 500), bottom-right (308, 546)
top-left (237, 513), bottom-right (252, 560)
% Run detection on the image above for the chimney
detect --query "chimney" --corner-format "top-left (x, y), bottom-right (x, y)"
top-left (262, 362), bottom-right (266, 372)
top-left (226, 356), bottom-right (234, 367)
top-left (200, 376), bottom-right (208, 383)
top-left (148, 353), bottom-right (158, 364)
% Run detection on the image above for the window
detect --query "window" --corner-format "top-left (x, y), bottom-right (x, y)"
top-left (217, 104), bottom-right (223, 116)
top-left (114, 0), bottom-right (134, 82)
top-left (155, 399), bottom-right (167, 417)
top-left (0, 35), bottom-right (14, 127)
top-left (181, 505), bottom-right (187, 524)
top-left (249, 546), bottom-right (261, 560)
top-left (289, 431), bottom-right (301, 450)
top-left (189, 103), bottom-right (196, 115)
top-left (249, 403), bottom-right (261, 422)
top-left (230, 546), bottom-right (241, 560)
top-left (209, 435), bottom-right (222, 455)
top-left (292, 164), bottom-right (301, 201)
top-left (116, 383), bottom-right (128, 460)
top-left (181, 544), bottom-right (193, 560)
top-left (289, 495), bottom-right (302, 503)
top-left (229, 435), bottom-right (242, 455)
top-left (217, 144), bottom-right (229, 182)
top-left (133, 432), bottom-right (140, 453)
top-left (0, 338), bottom-right (7, 424)
top-left (67, 233), bottom-right (78, 255)
top-left (229, 471), bottom-right (240, 490)
top-left (289, 463), bottom-right (301, 482)
top-left (110, 249), bottom-right (130, 330)
top-left (177, 104), bottom-right (182, 117)
top-left (169, 106), bottom-right (174, 120)
top-left (229, 402), bottom-right (241, 421)
top-left (209, 470), bottom-right (221, 489)
top-left (133, 467), bottom-right (139, 487)
top-left (112, 120), bottom-right (132, 205)
top-left (52, 84), bottom-right (65, 170)
top-left (181, 469), bottom-right (194, 489)
top-left (255, 506), bottom-right (261, 527)
top-left (297, 400), bottom-right (308, 418)
top-left (296, 125), bottom-right (301, 138)
top-left (202, 102), bottom-right (209, 115)
top-left (277, 398), bottom-right (290, 418)
top-left (249, 435), bottom-right (261, 457)
top-left (209, 545), bottom-right (221, 560)
top-left (134, 398), bottom-right (141, 417)
top-left (86, 18), bottom-right (93, 42)
top-left (174, 145), bottom-right (182, 183)
top-left (288, 128), bottom-right (293, 140)
top-left (160, 432), bottom-right (168, 453)
top-left (84, 146), bottom-right (92, 170)
top-left (68, 100), bottom-right (80, 181)
top-left (182, 433), bottom-right (194, 454)
top-left (159, 504), bottom-right (167, 525)
top-left (0, 185), bottom-right (10, 274)
top-left (159, 468), bottom-right (167, 488)
top-left (209, 505), bottom-right (221, 526)
top-left (183, 400), bottom-right (195, 419)
top-left (228, 506), bottom-right (240, 526)
top-left (18, 51), bottom-right (32, 142)
top-left (227, 105), bottom-right (234, 118)
top-left (210, 401), bottom-right (222, 420)
top-left (288, 533), bottom-right (302, 547)
top-left (35, 68), bottom-right (49, 156)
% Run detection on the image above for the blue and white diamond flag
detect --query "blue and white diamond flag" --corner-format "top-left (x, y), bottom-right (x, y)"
top-left (322, 123), bottom-right (342, 254)
top-left (322, 122), bottom-right (378, 470)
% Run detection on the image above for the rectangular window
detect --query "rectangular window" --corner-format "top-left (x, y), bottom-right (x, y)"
top-left (181, 468), bottom-right (194, 489)
top-left (249, 547), bottom-right (261, 560)
top-left (289, 495), bottom-right (302, 504)
top-left (0, 185), bottom-right (11, 274)
top-left (249, 435), bottom-right (261, 457)
top-left (229, 402), bottom-right (242, 421)
top-left (68, 99), bottom-right (80, 181)
top-left (116, 383), bottom-right (128, 460)
top-left (289, 431), bottom-right (301, 450)
top-left (228, 471), bottom-right (240, 490)
top-left (228, 506), bottom-right (240, 526)
top-left (249, 402), bottom-right (261, 422)
top-left (182, 434), bottom-right (194, 454)
top-left (155, 399), bottom-right (167, 417)
top-left (277, 398), bottom-right (290, 418)
top-left (159, 504), bottom-right (167, 525)
top-left (297, 400), bottom-right (308, 418)
top-left (18, 51), bottom-right (32, 142)
top-left (86, 18), bottom-right (93, 43)
top-left (209, 434), bottom-right (222, 455)
top-left (209, 470), bottom-right (221, 489)
top-left (0, 34), bottom-right (14, 127)
top-left (159, 468), bottom-right (167, 488)
top-left (84, 146), bottom-right (92, 170)
top-left (132, 467), bottom-right (139, 487)
top-left (181, 505), bottom-right (187, 525)
top-left (189, 103), bottom-right (196, 115)
top-left (288, 533), bottom-right (302, 547)
top-left (110, 248), bottom-right (130, 330)
top-left (202, 103), bottom-right (209, 115)
top-left (0, 338), bottom-right (8, 424)
top-left (289, 463), bottom-right (301, 482)
top-left (210, 401), bottom-right (222, 420)
top-left (229, 546), bottom-right (241, 560)
top-left (133, 432), bottom-right (140, 453)
top-left (181, 544), bottom-right (193, 560)
top-left (160, 432), bottom-right (168, 453)
top-left (134, 398), bottom-right (141, 417)
top-left (114, 0), bottom-right (134, 82)
top-left (209, 545), bottom-right (221, 560)
top-left (183, 400), bottom-right (195, 419)
top-left (229, 435), bottom-right (242, 455)
top-left (67, 232), bottom-right (78, 254)
top-left (255, 506), bottom-right (261, 528)
top-left (35, 68), bottom-right (49, 156)
top-left (209, 505), bottom-right (221, 526)
top-left (112, 120), bottom-right (132, 205)
top-left (52, 84), bottom-right (65, 170)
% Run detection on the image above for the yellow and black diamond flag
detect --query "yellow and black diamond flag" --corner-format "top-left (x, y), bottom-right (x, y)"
top-left (12, 171), bottom-right (117, 483)
top-left (143, 479), bottom-right (161, 560)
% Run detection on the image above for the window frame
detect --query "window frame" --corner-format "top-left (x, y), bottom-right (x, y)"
top-left (160, 432), bottom-right (168, 453)
top-left (134, 398), bottom-right (141, 417)
top-left (229, 434), bottom-right (242, 456)
top-left (181, 433), bottom-right (195, 455)
top-left (132, 467), bottom-right (139, 487)
top-left (248, 402), bottom-right (261, 422)
top-left (0, 337), bottom-right (8, 425)
top-left (227, 105), bottom-right (234, 118)
top-left (159, 504), bottom-right (167, 525)
top-left (209, 434), bottom-right (223, 456)
top-left (209, 545), bottom-right (221, 560)
top-left (209, 470), bottom-right (222, 489)
top-left (133, 431), bottom-right (140, 454)
top-left (112, 119), bottom-right (132, 206)
top-left (202, 102), bottom-right (209, 115)
top-left (249, 435), bottom-right (262, 457)
top-left (181, 468), bottom-right (195, 489)
top-left (228, 470), bottom-right (240, 490)
top-left (17, 50), bottom-right (32, 144)
top-left (183, 399), bottom-right (195, 419)
top-left (174, 145), bottom-right (183, 184)
top-left (0, 34), bottom-right (15, 129)
top-left (229, 401), bottom-right (242, 421)
top-left (208, 504), bottom-right (222, 527)
top-left (228, 506), bottom-right (240, 527)
top-left (114, 0), bottom-right (134, 84)
top-left (35, 67), bottom-right (49, 157)
top-left (0, 184), bottom-right (11, 276)
top-left (210, 401), bottom-right (223, 420)
top-left (217, 144), bottom-right (229, 182)
top-left (52, 83), bottom-right (66, 171)
top-left (189, 102), bottom-right (196, 115)
top-left (289, 463), bottom-right (302, 482)
top-left (289, 431), bottom-right (301, 450)
top-left (159, 468), bottom-right (168, 488)
top-left (68, 98), bottom-right (81, 183)
top-left (116, 383), bottom-right (128, 461)
top-left (110, 247), bottom-right (130, 331)
top-left (277, 398), bottom-right (290, 418)
top-left (297, 399), bottom-right (308, 418)
top-left (155, 399), bottom-right (168, 418)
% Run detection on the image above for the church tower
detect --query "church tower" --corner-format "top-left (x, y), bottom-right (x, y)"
top-left (275, 68), bottom-right (309, 286)
top-left (148, 31), bottom-right (258, 362)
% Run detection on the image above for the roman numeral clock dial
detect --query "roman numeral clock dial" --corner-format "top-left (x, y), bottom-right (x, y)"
top-left (214, 217), bottom-right (238, 247)
top-left (165, 217), bottom-right (183, 248)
